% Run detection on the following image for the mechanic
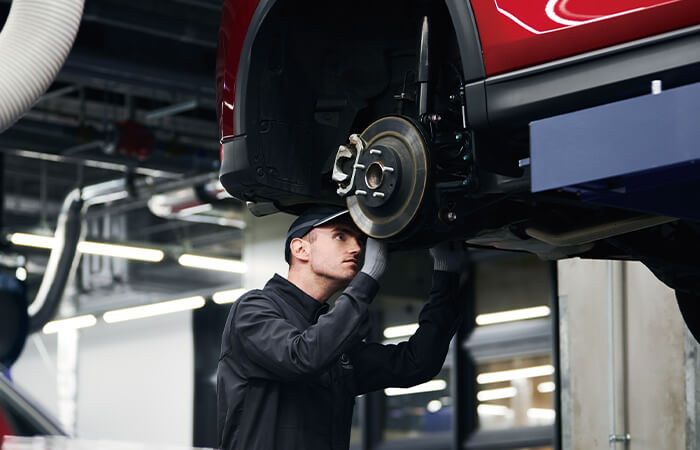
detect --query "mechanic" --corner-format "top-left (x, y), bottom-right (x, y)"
top-left (217, 205), bottom-right (465, 450)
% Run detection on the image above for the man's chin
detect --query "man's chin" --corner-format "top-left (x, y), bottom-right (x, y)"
top-left (336, 269), bottom-right (358, 285)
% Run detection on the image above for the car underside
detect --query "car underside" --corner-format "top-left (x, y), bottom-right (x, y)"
top-left (217, 0), bottom-right (700, 338)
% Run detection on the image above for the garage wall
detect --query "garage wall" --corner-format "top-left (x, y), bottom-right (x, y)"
top-left (558, 258), bottom-right (695, 450)
top-left (11, 333), bottom-right (60, 419)
top-left (12, 311), bottom-right (194, 447)
top-left (241, 210), bottom-right (294, 291)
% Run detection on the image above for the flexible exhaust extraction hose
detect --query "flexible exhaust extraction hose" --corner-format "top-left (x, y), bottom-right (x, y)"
top-left (0, 0), bottom-right (84, 133)
top-left (27, 179), bottom-right (129, 333)
top-left (28, 189), bottom-right (84, 333)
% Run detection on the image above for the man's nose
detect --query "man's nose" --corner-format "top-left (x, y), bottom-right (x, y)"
top-left (348, 238), bottom-right (362, 256)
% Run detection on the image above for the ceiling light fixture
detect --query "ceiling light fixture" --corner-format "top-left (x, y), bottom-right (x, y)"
top-left (477, 404), bottom-right (512, 416)
top-left (9, 233), bottom-right (164, 262)
top-left (103, 296), bottom-right (206, 323)
top-left (477, 386), bottom-right (518, 402)
top-left (77, 242), bottom-right (164, 262)
top-left (527, 408), bottom-right (556, 420)
top-left (475, 306), bottom-right (551, 326)
top-left (426, 400), bottom-right (443, 413)
top-left (537, 381), bottom-right (556, 393)
top-left (477, 365), bottom-right (554, 384)
top-left (212, 288), bottom-right (247, 304)
top-left (385, 379), bottom-right (447, 397)
top-left (9, 232), bottom-right (55, 249)
top-left (15, 267), bottom-right (27, 281)
top-left (383, 323), bottom-right (419, 339)
top-left (178, 254), bottom-right (247, 273)
top-left (43, 315), bottom-right (97, 334)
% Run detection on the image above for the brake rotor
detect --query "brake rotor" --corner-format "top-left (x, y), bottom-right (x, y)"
top-left (346, 116), bottom-right (429, 239)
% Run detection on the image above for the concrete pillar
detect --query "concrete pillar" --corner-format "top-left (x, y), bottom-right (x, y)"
top-left (242, 210), bottom-right (295, 290)
top-left (558, 258), bottom-right (691, 450)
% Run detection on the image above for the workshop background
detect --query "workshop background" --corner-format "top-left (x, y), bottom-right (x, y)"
top-left (1, 1), bottom-right (699, 450)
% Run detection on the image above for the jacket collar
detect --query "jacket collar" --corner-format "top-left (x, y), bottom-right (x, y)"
top-left (265, 274), bottom-right (329, 324)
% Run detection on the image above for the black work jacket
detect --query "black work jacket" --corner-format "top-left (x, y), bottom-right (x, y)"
top-left (217, 270), bottom-right (461, 450)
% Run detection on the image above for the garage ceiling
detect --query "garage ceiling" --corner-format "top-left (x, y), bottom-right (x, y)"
top-left (0, 0), bottom-right (244, 309)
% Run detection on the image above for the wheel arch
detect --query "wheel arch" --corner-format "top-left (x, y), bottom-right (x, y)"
top-left (224, 0), bottom-right (470, 210)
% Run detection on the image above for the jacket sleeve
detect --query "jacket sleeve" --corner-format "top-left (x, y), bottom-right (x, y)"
top-left (232, 272), bottom-right (380, 381)
top-left (349, 270), bottom-right (462, 395)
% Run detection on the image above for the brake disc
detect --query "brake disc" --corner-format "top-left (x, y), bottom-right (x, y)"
top-left (340, 116), bottom-right (429, 239)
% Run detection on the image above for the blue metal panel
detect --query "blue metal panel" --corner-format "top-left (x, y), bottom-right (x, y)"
top-left (530, 81), bottom-right (700, 193)
top-left (530, 80), bottom-right (700, 221)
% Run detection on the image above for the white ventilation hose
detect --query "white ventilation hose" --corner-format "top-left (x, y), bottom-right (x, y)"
top-left (0, 0), bottom-right (84, 133)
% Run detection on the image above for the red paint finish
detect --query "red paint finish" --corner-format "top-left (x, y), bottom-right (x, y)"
top-left (217, 0), bottom-right (260, 142)
top-left (470, 0), bottom-right (700, 76)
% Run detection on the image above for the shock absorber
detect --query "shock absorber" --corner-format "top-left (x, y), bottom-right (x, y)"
top-left (417, 16), bottom-right (430, 118)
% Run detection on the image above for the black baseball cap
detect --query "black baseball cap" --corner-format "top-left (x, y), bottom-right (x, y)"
top-left (285, 205), bottom-right (350, 263)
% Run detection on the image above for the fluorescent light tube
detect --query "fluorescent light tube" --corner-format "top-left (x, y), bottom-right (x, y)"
top-left (9, 233), bottom-right (55, 249)
top-left (383, 323), bottom-right (419, 339)
top-left (477, 404), bottom-right (511, 416)
top-left (103, 296), bottom-right (206, 323)
top-left (178, 254), bottom-right (247, 273)
top-left (477, 387), bottom-right (517, 402)
top-left (476, 306), bottom-right (551, 326)
top-left (477, 364), bottom-right (554, 384)
top-left (77, 242), bottom-right (164, 262)
top-left (537, 381), bottom-right (556, 393)
top-left (385, 379), bottom-right (447, 397)
top-left (527, 408), bottom-right (556, 420)
top-left (43, 315), bottom-right (97, 334)
top-left (10, 233), bottom-right (164, 262)
top-left (212, 288), bottom-right (246, 304)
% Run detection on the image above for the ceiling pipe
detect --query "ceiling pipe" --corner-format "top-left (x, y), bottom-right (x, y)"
top-left (36, 85), bottom-right (80, 104)
top-left (145, 100), bottom-right (199, 121)
top-left (3, 148), bottom-right (182, 179)
top-left (0, 0), bottom-right (85, 132)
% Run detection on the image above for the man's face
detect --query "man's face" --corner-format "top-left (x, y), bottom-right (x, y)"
top-left (306, 221), bottom-right (364, 283)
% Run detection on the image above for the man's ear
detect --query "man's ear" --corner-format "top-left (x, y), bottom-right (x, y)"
top-left (290, 237), bottom-right (310, 262)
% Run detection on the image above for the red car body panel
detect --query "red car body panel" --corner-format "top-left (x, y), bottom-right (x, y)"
top-left (217, 0), bottom-right (700, 141)
top-left (471, 0), bottom-right (700, 75)
top-left (216, 0), bottom-right (260, 141)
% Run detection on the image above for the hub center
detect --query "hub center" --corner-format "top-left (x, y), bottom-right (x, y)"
top-left (365, 162), bottom-right (385, 189)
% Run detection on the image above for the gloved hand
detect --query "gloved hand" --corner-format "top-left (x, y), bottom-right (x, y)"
top-left (430, 241), bottom-right (466, 273)
top-left (360, 238), bottom-right (388, 280)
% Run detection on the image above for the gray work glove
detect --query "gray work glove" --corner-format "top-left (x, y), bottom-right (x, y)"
top-left (360, 238), bottom-right (388, 280)
top-left (430, 241), bottom-right (466, 273)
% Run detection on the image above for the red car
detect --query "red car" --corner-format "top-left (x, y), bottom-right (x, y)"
top-left (216, 0), bottom-right (700, 337)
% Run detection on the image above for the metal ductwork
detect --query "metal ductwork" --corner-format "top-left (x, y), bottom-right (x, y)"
top-left (148, 180), bottom-right (246, 229)
top-left (0, 0), bottom-right (85, 132)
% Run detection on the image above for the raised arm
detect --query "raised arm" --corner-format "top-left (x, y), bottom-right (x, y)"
top-left (350, 242), bottom-right (466, 394)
